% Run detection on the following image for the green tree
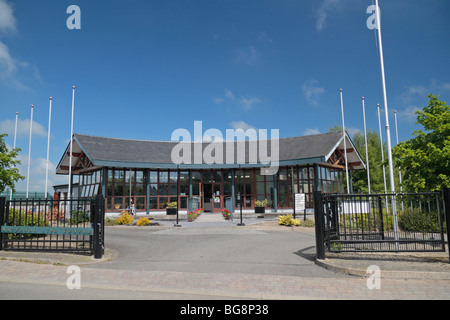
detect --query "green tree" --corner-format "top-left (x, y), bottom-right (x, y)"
top-left (351, 129), bottom-right (390, 193)
top-left (392, 94), bottom-right (450, 191)
top-left (0, 133), bottom-right (24, 194)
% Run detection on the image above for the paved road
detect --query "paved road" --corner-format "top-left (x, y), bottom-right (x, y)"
top-left (0, 214), bottom-right (449, 300)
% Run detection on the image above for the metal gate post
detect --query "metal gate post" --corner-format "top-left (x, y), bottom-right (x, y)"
top-left (0, 197), bottom-right (5, 251)
top-left (443, 188), bottom-right (450, 263)
top-left (314, 191), bottom-right (325, 260)
top-left (93, 195), bottom-right (104, 259)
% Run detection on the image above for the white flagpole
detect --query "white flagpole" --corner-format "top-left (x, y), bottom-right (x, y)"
top-left (377, 103), bottom-right (387, 196)
top-left (340, 89), bottom-right (350, 193)
top-left (375, 0), bottom-right (398, 245)
top-left (394, 110), bottom-right (403, 193)
top-left (68, 86), bottom-right (75, 202)
top-left (362, 97), bottom-right (371, 194)
top-left (45, 97), bottom-right (53, 200)
top-left (9, 112), bottom-right (18, 201)
top-left (26, 105), bottom-right (34, 199)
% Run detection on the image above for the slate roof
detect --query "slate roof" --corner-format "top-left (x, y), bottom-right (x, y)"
top-left (56, 132), bottom-right (365, 174)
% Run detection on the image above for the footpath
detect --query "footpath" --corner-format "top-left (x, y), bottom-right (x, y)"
top-left (0, 215), bottom-right (449, 300)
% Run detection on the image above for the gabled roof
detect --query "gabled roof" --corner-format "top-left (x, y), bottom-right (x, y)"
top-left (56, 132), bottom-right (365, 174)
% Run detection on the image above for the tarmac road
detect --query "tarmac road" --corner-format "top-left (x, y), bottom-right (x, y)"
top-left (88, 222), bottom-right (342, 279)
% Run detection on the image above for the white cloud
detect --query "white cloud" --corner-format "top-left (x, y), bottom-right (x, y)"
top-left (14, 156), bottom-right (68, 193)
top-left (0, 1), bottom-right (41, 89)
top-left (229, 121), bottom-right (256, 131)
top-left (215, 88), bottom-right (261, 112)
top-left (236, 46), bottom-right (260, 66)
top-left (0, 40), bottom-right (17, 76)
top-left (302, 79), bottom-right (325, 105)
top-left (240, 97), bottom-right (261, 112)
top-left (315, 0), bottom-right (340, 32)
top-left (0, 0), bottom-right (16, 34)
top-left (257, 31), bottom-right (273, 44)
top-left (0, 118), bottom-right (48, 138)
top-left (401, 80), bottom-right (450, 104)
top-left (303, 128), bottom-right (321, 136)
top-left (396, 105), bottom-right (421, 124)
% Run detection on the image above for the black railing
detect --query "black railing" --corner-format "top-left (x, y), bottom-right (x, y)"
top-left (0, 195), bottom-right (105, 258)
top-left (314, 189), bottom-right (450, 262)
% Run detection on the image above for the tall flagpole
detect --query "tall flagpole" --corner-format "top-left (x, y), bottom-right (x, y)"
top-left (394, 110), bottom-right (403, 193)
top-left (340, 89), bottom-right (350, 193)
top-left (377, 103), bottom-right (387, 196)
top-left (68, 86), bottom-right (75, 202)
top-left (26, 105), bottom-right (34, 199)
top-left (362, 97), bottom-right (371, 194)
top-left (374, 0), bottom-right (398, 244)
top-left (10, 112), bottom-right (19, 201)
top-left (394, 109), bottom-right (404, 213)
top-left (45, 97), bottom-right (53, 200)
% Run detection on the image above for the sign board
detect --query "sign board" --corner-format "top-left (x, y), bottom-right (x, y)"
top-left (294, 193), bottom-right (306, 211)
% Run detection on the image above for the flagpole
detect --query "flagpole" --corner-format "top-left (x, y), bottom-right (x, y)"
top-left (340, 89), bottom-right (350, 194)
top-left (374, 0), bottom-right (398, 245)
top-left (375, 0), bottom-right (395, 194)
top-left (394, 110), bottom-right (402, 193)
top-left (68, 86), bottom-right (75, 202)
top-left (45, 97), bottom-right (53, 200)
top-left (26, 105), bottom-right (34, 199)
top-left (10, 112), bottom-right (18, 201)
top-left (362, 97), bottom-right (371, 194)
top-left (377, 103), bottom-right (387, 196)
top-left (394, 109), bottom-right (404, 213)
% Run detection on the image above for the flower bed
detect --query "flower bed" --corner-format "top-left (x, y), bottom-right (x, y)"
top-left (188, 209), bottom-right (203, 222)
top-left (221, 209), bottom-right (231, 220)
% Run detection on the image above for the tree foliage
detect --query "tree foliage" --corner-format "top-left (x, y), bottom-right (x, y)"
top-left (392, 94), bottom-right (450, 191)
top-left (351, 129), bottom-right (392, 193)
top-left (328, 126), bottom-right (397, 193)
top-left (0, 133), bottom-right (24, 194)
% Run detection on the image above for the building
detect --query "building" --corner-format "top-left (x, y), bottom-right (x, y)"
top-left (55, 132), bottom-right (364, 214)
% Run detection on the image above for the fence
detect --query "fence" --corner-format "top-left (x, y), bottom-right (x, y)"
top-left (314, 189), bottom-right (450, 262)
top-left (0, 195), bottom-right (105, 258)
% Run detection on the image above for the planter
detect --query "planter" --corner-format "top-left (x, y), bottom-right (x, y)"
top-left (166, 208), bottom-right (177, 215)
top-left (255, 207), bottom-right (265, 214)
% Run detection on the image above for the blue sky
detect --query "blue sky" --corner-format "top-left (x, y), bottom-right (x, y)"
top-left (0, 0), bottom-right (449, 192)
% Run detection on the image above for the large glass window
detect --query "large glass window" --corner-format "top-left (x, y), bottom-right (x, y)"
top-left (79, 170), bottom-right (102, 199)
top-left (105, 169), bottom-right (147, 211)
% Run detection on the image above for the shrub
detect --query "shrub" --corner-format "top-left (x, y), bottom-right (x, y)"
top-left (300, 218), bottom-right (315, 227)
top-left (116, 211), bottom-right (134, 225)
top-left (7, 209), bottom-right (49, 239)
top-left (46, 208), bottom-right (66, 221)
top-left (105, 217), bottom-right (119, 226)
top-left (398, 209), bottom-right (445, 232)
top-left (255, 199), bottom-right (268, 207)
top-left (167, 202), bottom-right (178, 208)
top-left (68, 210), bottom-right (90, 225)
top-left (278, 214), bottom-right (301, 226)
top-left (137, 217), bottom-right (152, 226)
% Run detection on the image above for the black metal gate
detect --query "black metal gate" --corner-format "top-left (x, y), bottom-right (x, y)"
top-left (0, 195), bottom-right (105, 258)
top-left (314, 189), bottom-right (450, 262)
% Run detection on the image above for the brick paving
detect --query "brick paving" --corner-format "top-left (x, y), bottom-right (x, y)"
top-left (0, 259), bottom-right (449, 299)
top-left (1, 217), bottom-right (449, 300)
